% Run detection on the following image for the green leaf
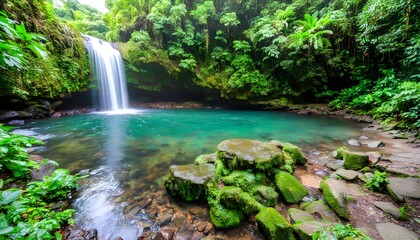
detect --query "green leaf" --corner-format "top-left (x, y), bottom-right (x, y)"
top-left (0, 189), bottom-right (22, 205)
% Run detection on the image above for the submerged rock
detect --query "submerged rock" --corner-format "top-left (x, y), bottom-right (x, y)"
top-left (320, 179), bottom-right (349, 219)
top-left (256, 207), bottom-right (296, 240)
top-left (217, 139), bottom-right (283, 172)
top-left (275, 171), bottom-right (307, 203)
top-left (347, 139), bottom-right (361, 146)
top-left (342, 151), bottom-right (368, 170)
top-left (164, 164), bottom-right (215, 202)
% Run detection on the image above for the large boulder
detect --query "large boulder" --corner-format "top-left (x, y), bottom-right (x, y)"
top-left (342, 151), bottom-right (368, 170)
top-left (164, 164), bottom-right (215, 202)
top-left (320, 179), bottom-right (349, 219)
top-left (256, 207), bottom-right (296, 240)
top-left (275, 171), bottom-right (308, 203)
top-left (217, 139), bottom-right (283, 172)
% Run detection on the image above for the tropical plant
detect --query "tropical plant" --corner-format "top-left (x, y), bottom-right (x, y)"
top-left (0, 11), bottom-right (47, 69)
top-left (364, 170), bottom-right (389, 192)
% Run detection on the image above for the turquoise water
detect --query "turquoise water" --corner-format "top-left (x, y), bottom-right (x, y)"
top-left (18, 109), bottom-right (361, 239)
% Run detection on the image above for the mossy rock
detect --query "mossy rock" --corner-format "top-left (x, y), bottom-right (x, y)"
top-left (333, 146), bottom-right (349, 160)
top-left (287, 208), bottom-right (315, 224)
top-left (217, 139), bottom-right (283, 172)
top-left (164, 164), bottom-right (215, 202)
top-left (209, 203), bottom-right (244, 229)
top-left (271, 140), bottom-right (306, 165)
top-left (256, 207), bottom-right (296, 240)
top-left (300, 200), bottom-right (339, 222)
top-left (320, 179), bottom-right (349, 219)
top-left (214, 159), bottom-right (231, 178)
top-left (195, 153), bottom-right (217, 165)
top-left (275, 171), bottom-right (308, 203)
top-left (342, 151), bottom-right (368, 170)
top-left (251, 185), bottom-right (279, 207)
top-left (220, 186), bottom-right (264, 215)
top-left (221, 170), bottom-right (257, 192)
top-left (293, 221), bottom-right (329, 240)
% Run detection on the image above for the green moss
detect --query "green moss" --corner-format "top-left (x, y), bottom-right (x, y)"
top-left (282, 142), bottom-right (306, 165)
top-left (335, 146), bottom-right (349, 160)
top-left (221, 170), bottom-right (256, 191)
top-left (251, 185), bottom-right (279, 207)
top-left (164, 164), bottom-right (214, 202)
top-left (256, 207), bottom-right (296, 240)
top-left (164, 175), bottom-right (207, 202)
top-left (320, 179), bottom-right (349, 219)
top-left (214, 159), bottom-right (231, 178)
top-left (195, 153), bottom-right (216, 165)
top-left (220, 186), bottom-right (264, 215)
top-left (282, 153), bottom-right (296, 173)
top-left (275, 171), bottom-right (308, 203)
top-left (343, 152), bottom-right (368, 170)
top-left (209, 203), bottom-right (244, 229)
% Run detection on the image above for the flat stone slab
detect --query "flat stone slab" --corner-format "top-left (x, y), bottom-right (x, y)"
top-left (301, 200), bottom-right (339, 222)
top-left (386, 177), bottom-right (420, 202)
top-left (217, 139), bottom-right (283, 171)
top-left (376, 222), bottom-right (419, 240)
top-left (326, 160), bottom-right (344, 171)
top-left (336, 169), bottom-right (359, 181)
top-left (377, 153), bottom-right (420, 177)
top-left (373, 201), bottom-right (405, 220)
top-left (287, 208), bottom-right (315, 224)
top-left (170, 164), bottom-right (215, 184)
top-left (366, 140), bottom-right (385, 148)
top-left (366, 151), bottom-right (382, 165)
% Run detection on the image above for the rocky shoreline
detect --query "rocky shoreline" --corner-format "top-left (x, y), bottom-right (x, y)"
top-left (2, 101), bottom-right (419, 240)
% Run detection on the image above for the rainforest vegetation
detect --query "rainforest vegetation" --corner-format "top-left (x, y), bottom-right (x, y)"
top-left (1, 0), bottom-right (420, 129)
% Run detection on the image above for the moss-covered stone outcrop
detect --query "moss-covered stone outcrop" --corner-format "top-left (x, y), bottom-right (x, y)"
top-left (320, 179), bottom-right (349, 219)
top-left (217, 139), bottom-right (284, 172)
top-left (164, 164), bottom-right (215, 202)
top-left (165, 139), bottom-right (309, 232)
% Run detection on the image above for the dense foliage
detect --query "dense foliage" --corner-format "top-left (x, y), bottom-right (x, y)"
top-left (0, 125), bottom-right (85, 238)
top-left (53, 0), bottom-right (108, 39)
top-left (0, 0), bottom-right (90, 100)
top-left (97, 0), bottom-right (419, 129)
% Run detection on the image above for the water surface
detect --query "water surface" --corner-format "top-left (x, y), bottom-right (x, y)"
top-left (18, 109), bottom-right (361, 239)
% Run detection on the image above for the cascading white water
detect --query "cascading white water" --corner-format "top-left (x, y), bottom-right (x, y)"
top-left (84, 36), bottom-right (129, 111)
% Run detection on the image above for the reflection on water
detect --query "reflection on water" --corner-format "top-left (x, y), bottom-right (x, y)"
top-left (20, 109), bottom-right (362, 239)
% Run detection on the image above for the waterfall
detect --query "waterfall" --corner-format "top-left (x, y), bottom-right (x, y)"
top-left (84, 36), bottom-right (129, 111)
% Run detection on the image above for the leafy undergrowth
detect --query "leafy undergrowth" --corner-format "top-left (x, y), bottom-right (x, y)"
top-left (312, 223), bottom-right (371, 240)
top-left (330, 69), bottom-right (420, 131)
top-left (0, 125), bottom-right (85, 239)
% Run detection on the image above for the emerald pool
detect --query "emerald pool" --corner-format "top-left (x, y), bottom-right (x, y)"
top-left (16, 109), bottom-right (362, 239)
